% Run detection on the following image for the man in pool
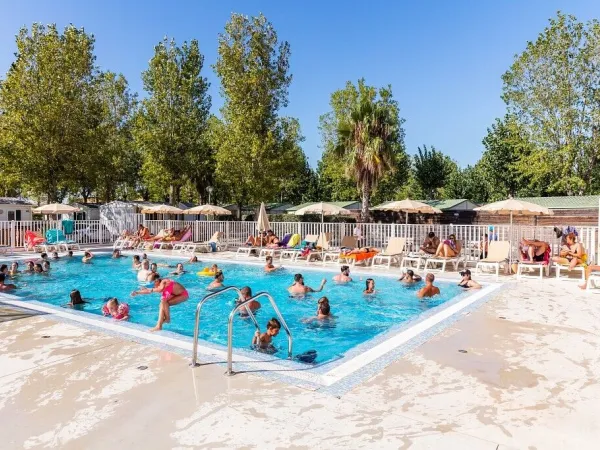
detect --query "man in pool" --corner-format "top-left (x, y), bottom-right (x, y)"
top-left (237, 286), bottom-right (260, 316)
top-left (399, 269), bottom-right (422, 283)
top-left (131, 277), bottom-right (189, 331)
top-left (333, 265), bottom-right (352, 283)
top-left (264, 256), bottom-right (281, 273)
top-left (288, 273), bottom-right (327, 295)
top-left (417, 273), bottom-right (440, 299)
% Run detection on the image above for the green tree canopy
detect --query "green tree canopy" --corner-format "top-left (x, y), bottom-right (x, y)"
top-left (412, 145), bottom-right (456, 199)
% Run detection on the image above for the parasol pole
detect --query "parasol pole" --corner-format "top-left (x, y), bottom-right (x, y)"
top-left (509, 211), bottom-right (513, 272)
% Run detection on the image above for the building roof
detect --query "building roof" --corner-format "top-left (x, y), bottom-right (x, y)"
top-left (517, 195), bottom-right (600, 210)
top-left (373, 199), bottom-right (474, 211)
top-left (0, 197), bottom-right (34, 206)
top-left (286, 201), bottom-right (361, 212)
top-left (72, 202), bottom-right (102, 209)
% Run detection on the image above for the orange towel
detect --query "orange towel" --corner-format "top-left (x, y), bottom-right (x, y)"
top-left (344, 251), bottom-right (378, 262)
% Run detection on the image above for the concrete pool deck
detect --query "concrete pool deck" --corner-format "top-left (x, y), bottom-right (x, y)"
top-left (1, 250), bottom-right (600, 448)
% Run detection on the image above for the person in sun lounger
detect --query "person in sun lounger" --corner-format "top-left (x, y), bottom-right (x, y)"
top-left (519, 238), bottom-right (548, 263)
top-left (552, 232), bottom-right (586, 271)
top-left (420, 232), bottom-right (440, 255)
top-left (434, 234), bottom-right (461, 257)
top-left (341, 247), bottom-right (377, 255)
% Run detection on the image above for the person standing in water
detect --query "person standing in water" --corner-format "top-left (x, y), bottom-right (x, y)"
top-left (416, 273), bottom-right (440, 299)
top-left (288, 274), bottom-right (327, 295)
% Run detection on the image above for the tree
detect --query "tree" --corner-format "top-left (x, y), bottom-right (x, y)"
top-left (0, 24), bottom-right (98, 201)
top-left (134, 37), bottom-right (212, 204)
top-left (440, 164), bottom-right (491, 203)
top-left (319, 79), bottom-right (408, 220)
top-left (412, 145), bottom-right (456, 199)
top-left (213, 13), bottom-right (308, 216)
top-left (502, 12), bottom-right (600, 195)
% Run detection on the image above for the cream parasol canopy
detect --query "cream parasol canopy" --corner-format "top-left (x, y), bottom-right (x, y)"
top-left (33, 203), bottom-right (80, 214)
top-left (140, 204), bottom-right (184, 214)
top-left (182, 204), bottom-right (232, 215)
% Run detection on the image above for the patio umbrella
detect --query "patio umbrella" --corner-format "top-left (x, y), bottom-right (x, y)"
top-left (294, 202), bottom-right (352, 255)
top-left (33, 203), bottom-right (80, 215)
top-left (140, 204), bottom-right (184, 214)
top-left (372, 199), bottom-right (442, 225)
top-left (256, 202), bottom-right (270, 248)
top-left (474, 198), bottom-right (553, 267)
top-left (183, 204), bottom-right (232, 216)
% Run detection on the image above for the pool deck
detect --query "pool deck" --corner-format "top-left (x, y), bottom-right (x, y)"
top-left (1, 248), bottom-right (600, 448)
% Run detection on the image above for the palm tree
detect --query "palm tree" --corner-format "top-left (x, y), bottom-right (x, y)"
top-left (335, 99), bottom-right (398, 222)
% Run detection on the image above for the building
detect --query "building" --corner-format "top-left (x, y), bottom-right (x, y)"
top-left (372, 199), bottom-right (478, 224)
top-left (71, 203), bottom-right (101, 221)
top-left (0, 197), bottom-right (34, 221)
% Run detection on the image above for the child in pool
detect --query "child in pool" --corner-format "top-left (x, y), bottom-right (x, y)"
top-left (102, 298), bottom-right (130, 320)
top-left (82, 251), bottom-right (93, 263)
top-left (252, 318), bottom-right (281, 351)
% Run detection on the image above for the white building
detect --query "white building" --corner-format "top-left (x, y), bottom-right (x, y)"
top-left (0, 197), bottom-right (34, 221)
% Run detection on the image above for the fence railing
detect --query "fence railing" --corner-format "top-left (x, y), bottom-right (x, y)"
top-left (1, 219), bottom-right (597, 264)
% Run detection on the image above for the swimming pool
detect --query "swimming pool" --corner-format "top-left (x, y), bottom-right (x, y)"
top-left (6, 254), bottom-right (473, 364)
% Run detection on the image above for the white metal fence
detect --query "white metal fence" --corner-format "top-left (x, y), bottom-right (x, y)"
top-left (1, 219), bottom-right (597, 263)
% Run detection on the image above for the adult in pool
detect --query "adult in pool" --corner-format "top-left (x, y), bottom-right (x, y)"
top-left (188, 255), bottom-right (199, 263)
top-left (0, 273), bottom-right (16, 291)
top-left (399, 269), bottom-right (421, 283)
top-left (288, 273), bottom-right (327, 296)
top-left (112, 249), bottom-right (124, 258)
top-left (264, 256), bottom-right (281, 273)
top-left (131, 277), bottom-right (189, 331)
top-left (42, 261), bottom-right (51, 272)
top-left (51, 252), bottom-right (59, 260)
top-left (416, 273), bottom-right (440, 299)
top-left (82, 251), bottom-right (94, 263)
top-left (8, 262), bottom-right (20, 276)
top-left (363, 278), bottom-right (376, 294)
top-left (236, 286), bottom-right (260, 316)
top-left (207, 270), bottom-right (225, 290)
top-left (170, 263), bottom-right (186, 276)
top-left (63, 289), bottom-right (89, 309)
top-left (34, 263), bottom-right (44, 273)
top-left (457, 269), bottom-right (481, 290)
top-left (132, 255), bottom-right (142, 269)
top-left (333, 265), bottom-right (352, 283)
top-left (137, 260), bottom-right (152, 282)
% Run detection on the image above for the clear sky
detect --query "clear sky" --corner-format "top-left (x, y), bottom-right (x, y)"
top-left (1, 1), bottom-right (599, 168)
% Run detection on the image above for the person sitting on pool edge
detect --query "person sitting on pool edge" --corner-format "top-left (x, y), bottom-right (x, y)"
top-left (458, 269), bottom-right (481, 290)
top-left (364, 278), bottom-right (376, 294)
top-left (207, 270), bottom-right (225, 290)
top-left (237, 286), bottom-right (260, 316)
top-left (251, 318), bottom-right (281, 352)
top-left (417, 273), bottom-right (440, 299)
top-left (288, 273), bottom-right (327, 296)
top-left (399, 269), bottom-right (422, 283)
top-left (131, 277), bottom-right (189, 331)
top-left (264, 256), bottom-right (280, 273)
top-left (333, 265), bottom-right (352, 283)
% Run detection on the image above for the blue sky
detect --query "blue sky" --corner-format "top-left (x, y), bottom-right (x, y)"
top-left (1, 1), bottom-right (599, 167)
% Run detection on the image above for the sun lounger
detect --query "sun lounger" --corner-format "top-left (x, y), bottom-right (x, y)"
top-left (586, 272), bottom-right (600, 291)
top-left (279, 234), bottom-right (318, 262)
top-left (554, 261), bottom-right (587, 281)
top-left (475, 241), bottom-right (510, 280)
top-left (338, 250), bottom-right (379, 267)
top-left (322, 236), bottom-right (358, 265)
top-left (372, 237), bottom-right (406, 268)
top-left (155, 227), bottom-right (192, 250)
top-left (516, 244), bottom-right (551, 280)
top-left (24, 230), bottom-right (46, 252)
top-left (400, 252), bottom-right (431, 271)
top-left (185, 232), bottom-right (226, 253)
top-left (258, 233), bottom-right (292, 259)
top-left (43, 229), bottom-right (80, 252)
top-left (297, 233), bottom-right (331, 264)
top-left (423, 240), bottom-right (464, 273)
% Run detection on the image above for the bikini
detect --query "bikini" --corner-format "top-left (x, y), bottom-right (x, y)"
top-left (161, 280), bottom-right (188, 302)
top-left (458, 281), bottom-right (470, 289)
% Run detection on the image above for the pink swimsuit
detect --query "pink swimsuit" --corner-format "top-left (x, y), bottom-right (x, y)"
top-left (102, 303), bottom-right (129, 320)
top-left (161, 281), bottom-right (188, 302)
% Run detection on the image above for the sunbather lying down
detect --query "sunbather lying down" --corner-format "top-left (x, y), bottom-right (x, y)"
top-left (341, 247), bottom-right (378, 255)
top-left (146, 228), bottom-right (174, 241)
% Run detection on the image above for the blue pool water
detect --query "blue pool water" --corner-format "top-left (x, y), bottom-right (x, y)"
top-left (9, 254), bottom-right (467, 363)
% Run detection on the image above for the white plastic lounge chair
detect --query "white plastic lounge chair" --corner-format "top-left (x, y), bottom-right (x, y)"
top-left (298, 233), bottom-right (331, 264)
top-left (475, 241), bottom-right (510, 280)
top-left (400, 252), bottom-right (432, 271)
top-left (423, 241), bottom-right (464, 273)
top-left (155, 227), bottom-right (192, 251)
top-left (322, 236), bottom-right (358, 265)
top-left (586, 272), bottom-right (600, 291)
top-left (279, 234), bottom-right (318, 262)
top-left (372, 237), bottom-right (406, 268)
top-left (554, 261), bottom-right (587, 281)
top-left (186, 232), bottom-right (226, 254)
top-left (516, 244), bottom-right (551, 280)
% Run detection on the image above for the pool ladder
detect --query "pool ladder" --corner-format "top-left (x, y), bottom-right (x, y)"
top-left (191, 286), bottom-right (293, 375)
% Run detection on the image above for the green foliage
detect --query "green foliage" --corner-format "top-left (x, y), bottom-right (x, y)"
top-left (502, 12), bottom-right (600, 195)
top-left (440, 164), bottom-right (491, 204)
top-left (412, 145), bottom-right (456, 199)
top-left (134, 37), bottom-right (212, 204)
top-left (213, 13), bottom-right (310, 215)
top-left (319, 79), bottom-right (408, 220)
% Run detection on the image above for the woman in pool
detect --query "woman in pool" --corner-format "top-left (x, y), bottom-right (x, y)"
top-left (63, 289), bottom-right (88, 309)
top-left (288, 273), bottom-right (327, 296)
top-left (170, 263), bottom-right (186, 275)
top-left (251, 318), bottom-right (281, 352)
top-left (188, 255), bottom-right (199, 263)
top-left (132, 255), bottom-right (142, 269)
top-left (0, 273), bottom-right (16, 291)
top-left (458, 269), bottom-right (481, 290)
top-left (399, 270), bottom-right (422, 283)
top-left (40, 253), bottom-right (48, 261)
top-left (82, 251), bottom-right (94, 263)
top-left (131, 277), bottom-right (189, 331)
top-left (51, 252), bottom-right (59, 260)
top-left (364, 278), bottom-right (376, 294)
top-left (207, 271), bottom-right (225, 290)
top-left (264, 256), bottom-right (280, 273)
top-left (34, 263), bottom-right (44, 273)
top-left (102, 298), bottom-right (130, 320)
top-left (8, 262), bottom-right (19, 276)
top-left (42, 261), bottom-right (51, 272)
top-left (303, 297), bottom-right (332, 323)
top-left (333, 265), bottom-right (352, 283)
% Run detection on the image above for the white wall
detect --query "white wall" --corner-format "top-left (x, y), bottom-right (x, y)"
top-left (0, 205), bottom-right (32, 221)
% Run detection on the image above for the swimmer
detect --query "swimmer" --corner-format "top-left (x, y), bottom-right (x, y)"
top-left (0, 264), bottom-right (7, 275)
top-left (251, 318), bottom-right (281, 351)
top-left (207, 271), bottom-right (225, 290)
top-left (364, 278), bottom-right (376, 294)
top-left (137, 260), bottom-right (152, 282)
top-left (25, 261), bottom-right (35, 273)
top-left (237, 286), bottom-right (260, 316)
top-left (112, 249), bottom-right (123, 258)
top-left (9, 262), bottom-right (19, 276)
top-left (51, 251), bottom-right (59, 260)
top-left (458, 269), bottom-right (481, 289)
top-left (188, 255), bottom-right (199, 263)
top-left (288, 273), bottom-right (326, 295)
top-left (399, 269), bottom-right (422, 283)
top-left (264, 256), bottom-right (280, 273)
top-left (63, 289), bottom-right (88, 309)
top-left (42, 260), bottom-right (51, 272)
top-left (40, 252), bottom-right (48, 261)
top-left (142, 253), bottom-right (148, 261)
top-left (150, 262), bottom-right (158, 274)
top-left (0, 273), bottom-right (16, 291)
top-left (68, 250), bottom-right (73, 257)
top-left (170, 263), bottom-right (186, 275)
top-left (102, 297), bottom-right (130, 320)
top-left (131, 277), bottom-right (189, 331)
top-left (333, 265), bottom-right (352, 283)
top-left (416, 273), bottom-right (440, 299)
top-left (82, 251), bottom-right (93, 263)
top-left (303, 297), bottom-right (332, 323)
top-left (34, 263), bottom-right (44, 273)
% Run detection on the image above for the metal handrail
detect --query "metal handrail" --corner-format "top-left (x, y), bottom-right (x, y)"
top-left (225, 291), bottom-right (293, 376)
top-left (191, 286), bottom-right (260, 367)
